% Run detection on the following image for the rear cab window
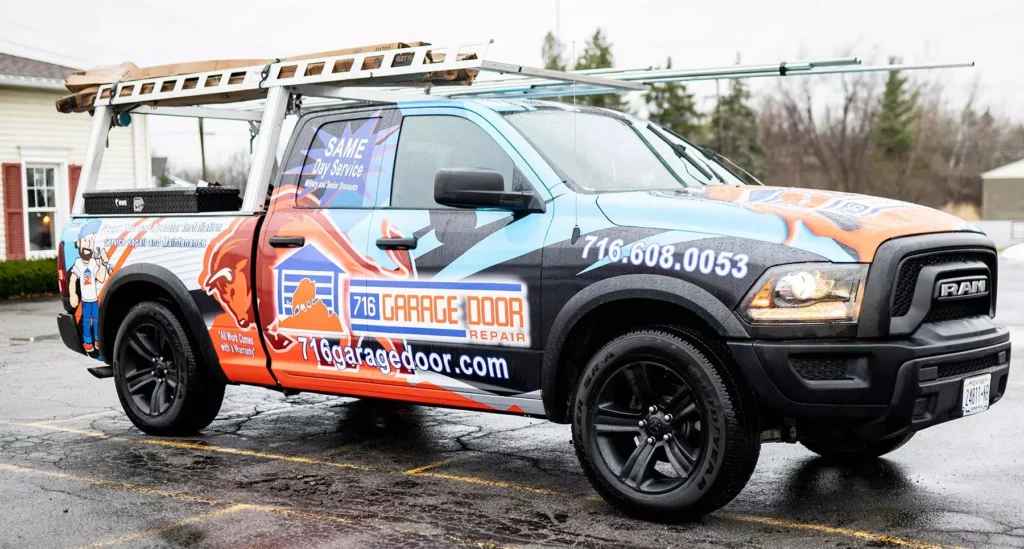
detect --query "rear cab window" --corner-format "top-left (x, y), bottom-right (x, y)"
top-left (283, 110), bottom-right (399, 209)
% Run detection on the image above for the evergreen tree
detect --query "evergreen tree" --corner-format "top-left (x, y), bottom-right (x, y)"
top-left (572, 29), bottom-right (630, 112)
top-left (541, 31), bottom-right (566, 71)
top-left (874, 56), bottom-right (918, 158)
top-left (708, 78), bottom-right (764, 178)
top-left (645, 57), bottom-right (701, 138)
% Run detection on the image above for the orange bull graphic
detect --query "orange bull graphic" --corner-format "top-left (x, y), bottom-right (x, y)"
top-left (197, 186), bottom-right (523, 413)
top-left (202, 218), bottom-right (258, 329)
top-left (703, 186), bottom-right (975, 262)
top-left (200, 216), bottom-right (273, 386)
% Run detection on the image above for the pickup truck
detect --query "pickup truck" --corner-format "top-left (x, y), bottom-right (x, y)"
top-left (57, 98), bottom-right (1010, 521)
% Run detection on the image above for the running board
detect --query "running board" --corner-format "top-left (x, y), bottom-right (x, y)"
top-left (87, 366), bottom-right (114, 379)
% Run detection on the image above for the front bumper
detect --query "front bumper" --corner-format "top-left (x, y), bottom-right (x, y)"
top-left (728, 317), bottom-right (1011, 442)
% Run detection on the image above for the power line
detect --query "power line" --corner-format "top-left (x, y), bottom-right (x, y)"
top-left (0, 20), bottom-right (130, 60)
top-left (0, 38), bottom-right (97, 68)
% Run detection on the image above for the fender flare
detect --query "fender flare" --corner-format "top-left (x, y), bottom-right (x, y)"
top-left (540, 273), bottom-right (747, 421)
top-left (99, 263), bottom-right (228, 383)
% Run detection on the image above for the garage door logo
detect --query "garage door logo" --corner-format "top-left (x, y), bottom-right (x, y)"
top-left (272, 244), bottom-right (529, 347)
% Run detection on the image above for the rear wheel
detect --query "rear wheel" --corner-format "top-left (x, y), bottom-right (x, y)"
top-left (113, 301), bottom-right (225, 436)
top-left (571, 330), bottom-right (760, 522)
top-left (801, 433), bottom-right (915, 462)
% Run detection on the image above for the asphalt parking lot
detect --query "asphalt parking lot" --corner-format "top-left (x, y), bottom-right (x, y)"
top-left (1, 263), bottom-right (1022, 549)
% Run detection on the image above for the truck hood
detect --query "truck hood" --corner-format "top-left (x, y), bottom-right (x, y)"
top-left (595, 186), bottom-right (980, 262)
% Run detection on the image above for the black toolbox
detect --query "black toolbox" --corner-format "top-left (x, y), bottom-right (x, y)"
top-left (82, 186), bottom-right (242, 215)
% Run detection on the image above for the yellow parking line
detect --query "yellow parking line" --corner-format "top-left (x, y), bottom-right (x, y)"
top-left (146, 439), bottom-right (569, 496)
top-left (0, 421), bottom-right (109, 439)
top-left (33, 410), bottom-right (118, 425)
top-left (0, 463), bottom-right (220, 505)
top-left (1, 421), bottom-right (565, 496)
top-left (408, 471), bottom-right (566, 496)
top-left (137, 439), bottom-right (382, 472)
top-left (324, 439), bottom-right (373, 456)
top-left (719, 513), bottom-right (968, 549)
top-left (79, 505), bottom-right (252, 548)
top-left (0, 462), bottom-right (511, 549)
top-left (404, 458), bottom-right (460, 474)
top-left (0, 422), bottom-right (970, 549)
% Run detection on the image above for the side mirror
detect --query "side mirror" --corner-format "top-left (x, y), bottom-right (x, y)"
top-left (434, 168), bottom-right (545, 213)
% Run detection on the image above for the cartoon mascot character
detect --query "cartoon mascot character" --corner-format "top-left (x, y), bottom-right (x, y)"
top-left (68, 219), bottom-right (109, 352)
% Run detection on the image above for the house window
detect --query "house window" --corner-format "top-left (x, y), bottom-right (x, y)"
top-left (25, 165), bottom-right (58, 253)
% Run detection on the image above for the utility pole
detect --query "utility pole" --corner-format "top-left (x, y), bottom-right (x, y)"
top-left (555, 0), bottom-right (561, 40)
top-left (198, 118), bottom-right (207, 181)
top-left (715, 79), bottom-right (722, 152)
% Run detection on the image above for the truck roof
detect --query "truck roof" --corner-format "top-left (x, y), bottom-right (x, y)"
top-left (305, 97), bottom-right (623, 118)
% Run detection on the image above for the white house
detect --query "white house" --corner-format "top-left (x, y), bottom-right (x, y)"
top-left (0, 53), bottom-right (151, 261)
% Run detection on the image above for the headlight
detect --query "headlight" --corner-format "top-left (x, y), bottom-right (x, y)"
top-left (742, 264), bottom-right (868, 324)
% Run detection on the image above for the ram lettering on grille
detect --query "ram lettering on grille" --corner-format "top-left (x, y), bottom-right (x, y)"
top-left (938, 278), bottom-right (987, 300)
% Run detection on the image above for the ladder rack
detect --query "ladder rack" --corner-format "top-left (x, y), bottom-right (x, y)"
top-left (68, 38), bottom-right (974, 218)
top-left (369, 58), bottom-right (975, 101)
top-left (92, 40), bottom-right (648, 110)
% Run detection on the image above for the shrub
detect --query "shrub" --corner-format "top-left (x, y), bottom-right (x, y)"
top-left (0, 257), bottom-right (58, 299)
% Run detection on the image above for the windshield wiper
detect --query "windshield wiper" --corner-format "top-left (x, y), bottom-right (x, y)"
top-left (646, 124), bottom-right (720, 183)
top-left (701, 147), bottom-right (764, 186)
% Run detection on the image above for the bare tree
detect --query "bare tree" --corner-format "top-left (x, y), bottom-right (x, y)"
top-left (760, 66), bottom-right (1023, 211)
top-left (767, 74), bottom-right (879, 195)
top-left (164, 149), bottom-right (252, 190)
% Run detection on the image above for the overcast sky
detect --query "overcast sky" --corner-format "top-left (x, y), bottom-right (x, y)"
top-left (3, 0), bottom-right (1021, 171)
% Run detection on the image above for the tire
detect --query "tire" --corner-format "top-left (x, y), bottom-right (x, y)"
top-left (571, 330), bottom-right (761, 522)
top-left (113, 301), bottom-right (225, 436)
top-left (801, 433), bottom-right (915, 462)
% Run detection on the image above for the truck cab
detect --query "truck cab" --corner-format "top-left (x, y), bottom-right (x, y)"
top-left (54, 46), bottom-right (1008, 522)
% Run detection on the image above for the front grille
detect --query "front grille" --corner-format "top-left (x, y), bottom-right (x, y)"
top-left (892, 251), bottom-right (993, 317)
top-left (936, 354), bottom-right (1000, 379)
top-left (922, 299), bottom-right (991, 323)
top-left (792, 356), bottom-right (853, 381)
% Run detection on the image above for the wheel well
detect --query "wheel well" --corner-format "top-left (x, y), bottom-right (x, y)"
top-left (100, 281), bottom-right (187, 364)
top-left (548, 298), bottom-right (741, 424)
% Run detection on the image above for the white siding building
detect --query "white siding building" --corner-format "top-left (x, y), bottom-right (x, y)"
top-left (0, 53), bottom-right (150, 261)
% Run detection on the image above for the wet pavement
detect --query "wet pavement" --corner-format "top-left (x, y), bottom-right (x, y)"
top-left (1, 262), bottom-right (1023, 549)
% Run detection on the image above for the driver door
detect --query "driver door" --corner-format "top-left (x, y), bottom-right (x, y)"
top-left (361, 108), bottom-right (553, 410)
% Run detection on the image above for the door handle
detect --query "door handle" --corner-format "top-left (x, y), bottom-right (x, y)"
top-left (376, 237), bottom-right (418, 250)
top-left (269, 236), bottom-right (305, 248)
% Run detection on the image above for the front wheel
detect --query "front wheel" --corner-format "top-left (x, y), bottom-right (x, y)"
top-left (113, 301), bottom-right (225, 436)
top-left (571, 330), bottom-right (761, 522)
top-left (801, 433), bottom-right (915, 462)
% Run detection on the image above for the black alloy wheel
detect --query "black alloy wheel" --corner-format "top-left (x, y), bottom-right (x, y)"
top-left (572, 330), bottom-right (761, 521)
top-left (591, 360), bottom-right (705, 494)
top-left (122, 322), bottom-right (181, 417)
top-left (114, 301), bottom-right (225, 436)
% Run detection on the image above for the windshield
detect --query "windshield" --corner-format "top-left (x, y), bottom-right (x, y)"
top-left (503, 108), bottom-right (754, 192)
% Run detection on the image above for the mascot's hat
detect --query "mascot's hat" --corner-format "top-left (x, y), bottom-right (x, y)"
top-left (78, 219), bottom-right (101, 239)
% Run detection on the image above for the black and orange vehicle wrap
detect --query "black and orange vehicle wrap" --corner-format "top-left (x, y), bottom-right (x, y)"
top-left (58, 99), bottom-right (982, 418)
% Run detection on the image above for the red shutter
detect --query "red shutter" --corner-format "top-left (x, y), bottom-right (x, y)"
top-left (3, 163), bottom-right (25, 260)
top-left (68, 164), bottom-right (82, 212)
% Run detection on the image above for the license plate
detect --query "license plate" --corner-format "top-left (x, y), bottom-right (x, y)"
top-left (962, 374), bottom-right (992, 416)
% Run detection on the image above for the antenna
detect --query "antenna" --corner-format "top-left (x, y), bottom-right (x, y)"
top-left (571, 40), bottom-right (581, 244)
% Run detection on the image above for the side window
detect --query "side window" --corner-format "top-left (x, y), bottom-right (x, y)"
top-left (287, 115), bottom-right (394, 208)
top-left (390, 115), bottom-right (514, 209)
